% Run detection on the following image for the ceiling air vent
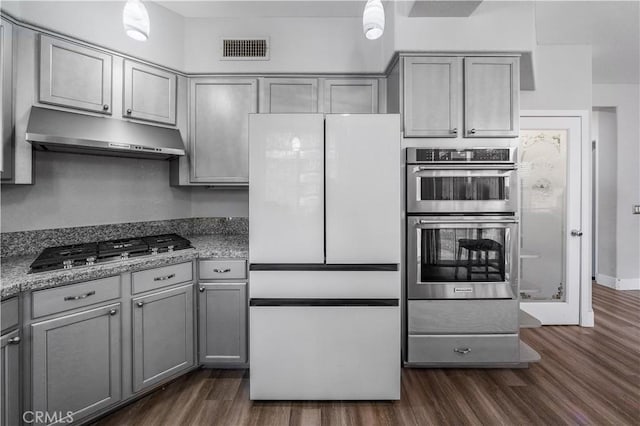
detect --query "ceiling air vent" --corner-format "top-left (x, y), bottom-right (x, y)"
top-left (221, 37), bottom-right (269, 61)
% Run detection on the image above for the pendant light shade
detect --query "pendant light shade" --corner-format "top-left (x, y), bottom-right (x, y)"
top-left (123, 0), bottom-right (150, 41)
top-left (363, 0), bottom-right (385, 40)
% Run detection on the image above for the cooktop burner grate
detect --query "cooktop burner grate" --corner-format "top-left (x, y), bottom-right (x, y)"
top-left (29, 234), bottom-right (193, 273)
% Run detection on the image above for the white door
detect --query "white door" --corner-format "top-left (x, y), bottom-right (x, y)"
top-left (519, 112), bottom-right (591, 325)
top-left (325, 114), bottom-right (401, 264)
top-left (249, 114), bottom-right (325, 263)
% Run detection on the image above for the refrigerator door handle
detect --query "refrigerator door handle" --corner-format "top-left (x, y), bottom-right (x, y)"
top-left (249, 298), bottom-right (399, 307)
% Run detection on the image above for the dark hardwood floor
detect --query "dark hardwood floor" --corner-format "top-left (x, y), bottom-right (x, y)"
top-left (94, 284), bottom-right (640, 425)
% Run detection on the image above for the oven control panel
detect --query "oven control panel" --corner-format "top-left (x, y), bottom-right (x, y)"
top-left (407, 148), bottom-right (513, 163)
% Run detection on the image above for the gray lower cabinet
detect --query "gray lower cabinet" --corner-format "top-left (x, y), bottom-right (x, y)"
top-left (39, 35), bottom-right (113, 114)
top-left (123, 59), bottom-right (177, 125)
top-left (1, 329), bottom-right (20, 426)
top-left (31, 303), bottom-right (122, 425)
top-left (198, 283), bottom-right (247, 364)
top-left (464, 56), bottom-right (519, 137)
top-left (132, 284), bottom-right (194, 392)
top-left (260, 78), bottom-right (318, 113)
top-left (189, 78), bottom-right (257, 184)
top-left (322, 78), bottom-right (379, 113)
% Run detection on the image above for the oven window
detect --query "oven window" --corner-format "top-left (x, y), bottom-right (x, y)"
top-left (419, 228), bottom-right (507, 282)
top-left (419, 177), bottom-right (507, 201)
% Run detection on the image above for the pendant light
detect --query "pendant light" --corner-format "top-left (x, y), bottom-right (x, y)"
top-left (362, 0), bottom-right (385, 40)
top-left (123, 0), bottom-right (150, 41)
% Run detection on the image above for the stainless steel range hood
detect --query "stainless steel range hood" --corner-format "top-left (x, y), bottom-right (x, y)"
top-left (26, 107), bottom-right (186, 160)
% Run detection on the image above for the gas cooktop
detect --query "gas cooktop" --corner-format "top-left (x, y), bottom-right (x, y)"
top-left (29, 234), bottom-right (193, 273)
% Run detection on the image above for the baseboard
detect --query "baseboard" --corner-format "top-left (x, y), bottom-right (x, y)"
top-left (596, 274), bottom-right (616, 288)
top-left (580, 310), bottom-right (595, 327)
top-left (596, 274), bottom-right (640, 290)
top-left (616, 277), bottom-right (640, 290)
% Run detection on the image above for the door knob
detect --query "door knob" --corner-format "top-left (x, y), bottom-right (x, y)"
top-left (571, 230), bottom-right (583, 237)
top-left (136, 301), bottom-right (145, 308)
top-left (103, 104), bottom-right (110, 111)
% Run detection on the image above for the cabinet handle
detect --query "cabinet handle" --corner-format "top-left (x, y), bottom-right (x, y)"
top-left (468, 128), bottom-right (477, 134)
top-left (154, 273), bottom-right (175, 281)
top-left (450, 128), bottom-right (458, 134)
top-left (571, 229), bottom-right (583, 237)
top-left (64, 290), bottom-right (96, 301)
top-left (199, 287), bottom-right (205, 293)
top-left (109, 309), bottom-right (118, 316)
top-left (454, 347), bottom-right (471, 355)
top-left (213, 268), bottom-right (231, 273)
top-left (103, 104), bottom-right (110, 111)
top-left (136, 301), bottom-right (145, 308)
top-left (8, 336), bottom-right (20, 344)
top-left (126, 108), bottom-right (132, 114)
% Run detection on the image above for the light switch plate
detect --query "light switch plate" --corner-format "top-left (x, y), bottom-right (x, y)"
top-left (633, 205), bottom-right (640, 215)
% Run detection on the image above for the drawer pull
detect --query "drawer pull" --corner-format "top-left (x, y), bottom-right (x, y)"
top-left (454, 347), bottom-right (472, 355)
top-left (64, 290), bottom-right (96, 301)
top-left (136, 301), bottom-right (145, 308)
top-left (154, 273), bottom-right (176, 281)
top-left (8, 336), bottom-right (21, 345)
top-left (213, 268), bottom-right (231, 273)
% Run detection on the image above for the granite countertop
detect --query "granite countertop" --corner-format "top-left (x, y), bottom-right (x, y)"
top-left (1, 234), bottom-right (248, 300)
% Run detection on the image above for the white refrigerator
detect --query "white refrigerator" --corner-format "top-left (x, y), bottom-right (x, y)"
top-left (248, 114), bottom-right (401, 400)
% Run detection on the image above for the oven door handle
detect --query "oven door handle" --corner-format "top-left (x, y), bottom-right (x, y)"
top-left (414, 164), bottom-right (517, 171)
top-left (417, 218), bottom-right (519, 225)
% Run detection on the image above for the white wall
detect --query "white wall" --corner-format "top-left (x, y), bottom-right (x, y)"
top-left (183, 17), bottom-right (386, 73)
top-left (593, 84), bottom-right (640, 289)
top-left (592, 108), bottom-right (618, 279)
top-left (0, 152), bottom-right (247, 232)
top-left (1, 1), bottom-right (185, 70)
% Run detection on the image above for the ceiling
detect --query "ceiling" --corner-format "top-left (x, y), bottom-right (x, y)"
top-left (156, 1), bottom-right (369, 18)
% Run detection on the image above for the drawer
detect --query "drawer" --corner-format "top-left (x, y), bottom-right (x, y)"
top-left (408, 300), bottom-right (518, 334)
top-left (32, 276), bottom-right (121, 319)
top-left (408, 334), bottom-right (519, 364)
top-left (132, 262), bottom-right (193, 294)
top-left (199, 260), bottom-right (246, 281)
top-left (1, 297), bottom-right (19, 333)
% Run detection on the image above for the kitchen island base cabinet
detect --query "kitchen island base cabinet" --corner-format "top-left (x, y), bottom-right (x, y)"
top-left (132, 284), bottom-right (194, 393)
top-left (31, 303), bottom-right (122, 425)
top-left (199, 283), bottom-right (247, 365)
top-left (1, 329), bottom-right (20, 426)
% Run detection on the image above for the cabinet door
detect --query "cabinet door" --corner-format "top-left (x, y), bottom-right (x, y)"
top-left (464, 57), bottom-right (519, 138)
top-left (123, 59), bottom-right (176, 125)
top-left (325, 114), bottom-right (401, 264)
top-left (1, 330), bottom-right (20, 426)
top-left (403, 57), bottom-right (460, 137)
top-left (31, 304), bottom-right (121, 424)
top-left (190, 78), bottom-right (257, 184)
top-left (199, 283), bottom-right (247, 364)
top-left (261, 78), bottom-right (318, 113)
top-left (0, 19), bottom-right (13, 178)
top-left (132, 284), bottom-right (194, 393)
top-left (322, 78), bottom-right (378, 113)
top-left (39, 35), bottom-right (112, 114)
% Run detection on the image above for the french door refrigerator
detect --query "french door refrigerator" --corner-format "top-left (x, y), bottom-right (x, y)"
top-left (249, 114), bottom-right (401, 400)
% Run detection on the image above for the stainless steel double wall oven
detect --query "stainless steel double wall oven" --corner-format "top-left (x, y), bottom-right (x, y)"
top-left (406, 148), bottom-right (519, 300)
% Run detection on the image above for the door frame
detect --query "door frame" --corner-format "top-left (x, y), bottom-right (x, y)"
top-left (520, 110), bottom-right (593, 327)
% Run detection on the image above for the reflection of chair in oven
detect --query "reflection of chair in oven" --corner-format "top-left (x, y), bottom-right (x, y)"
top-left (454, 238), bottom-right (505, 280)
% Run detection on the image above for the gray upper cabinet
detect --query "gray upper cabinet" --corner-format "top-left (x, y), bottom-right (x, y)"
top-left (1, 19), bottom-right (13, 178)
top-left (123, 59), bottom-right (177, 125)
top-left (260, 78), bottom-right (318, 113)
top-left (1, 330), bottom-right (20, 426)
top-left (322, 78), bottom-right (379, 113)
top-left (199, 283), bottom-right (247, 364)
top-left (403, 56), bottom-right (460, 137)
top-left (31, 303), bottom-right (122, 424)
top-left (464, 57), bottom-right (519, 138)
top-left (39, 35), bottom-right (113, 114)
top-left (132, 284), bottom-right (194, 393)
top-left (190, 78), bottom-right (257, 184)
